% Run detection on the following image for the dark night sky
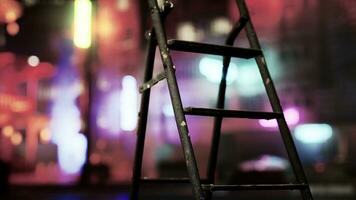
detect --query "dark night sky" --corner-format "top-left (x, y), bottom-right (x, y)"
top-left (5, 1), bottom-right (72, 63)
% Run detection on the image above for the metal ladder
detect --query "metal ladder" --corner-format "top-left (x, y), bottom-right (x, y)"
top-left (130, 0), bottom-right (314, 199)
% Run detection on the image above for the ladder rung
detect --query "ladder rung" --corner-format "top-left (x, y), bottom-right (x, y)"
top-left (202, 183), bottom-right (309, 191)
top-left (167, 39), bottom-right (262, 59)
top-left (139, 71), bottom-right (166, 93)
top-left (184, 107), bottom-right (282, 120)
top-left (141, 177), bottom-right (208, 184)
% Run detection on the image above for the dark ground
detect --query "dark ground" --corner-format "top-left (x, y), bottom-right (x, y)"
top-left (0, 184), bottom-right (355, 200)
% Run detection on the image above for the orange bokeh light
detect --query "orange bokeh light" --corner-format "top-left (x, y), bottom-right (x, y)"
top-left (0, 0), bottom-right (22, 23)
top-left (11, 132), bottom-right (22, 145)
top-left (39, 128), bottom-right (51, 143)
top-left (2, 125), bottom-right (14, 137)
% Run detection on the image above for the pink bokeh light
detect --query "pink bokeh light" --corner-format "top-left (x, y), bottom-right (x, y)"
top-left (259, 107), bottom-right (300, 128)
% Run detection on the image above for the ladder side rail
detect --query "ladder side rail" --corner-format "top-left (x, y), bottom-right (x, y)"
top-left (130, 33), bottom-right (157, 200)
top-left (130, 2), bottom-right (174, 199)
top-left (148, 0), bottom-right (205, 199)
top-left (235, 0), bottom-right (313, 199)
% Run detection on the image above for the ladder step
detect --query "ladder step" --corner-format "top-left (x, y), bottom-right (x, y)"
top-left (141, 177), bottom-right (208, 184)
top-left (167, 39), bottom-right (262, 59)
top-left (202, 183), bottom-right (309, 191)
top-left (139, 71), bottom-right (166, 93)
top-left (184, 107), bottom-right (283, 120)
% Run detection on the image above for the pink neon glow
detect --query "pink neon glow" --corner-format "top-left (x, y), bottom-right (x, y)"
top-left (259, 107), bottom-right (300, 128)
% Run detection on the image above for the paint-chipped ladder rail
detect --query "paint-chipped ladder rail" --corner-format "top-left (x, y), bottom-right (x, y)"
top-left (130, 0), bottom-right (314, 200)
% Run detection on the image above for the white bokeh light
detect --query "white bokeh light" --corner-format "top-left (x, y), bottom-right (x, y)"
top-left (27, 55), bottom-right (40, 67)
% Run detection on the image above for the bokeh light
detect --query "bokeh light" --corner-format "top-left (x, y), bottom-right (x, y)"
top-left (294, 123), bottom-right (333, 144)
top-left (119, 75), bottom-right (138, 131)
top-left (6, 22), bottom-right (19, 36)
top-left (27, 55), bottom-right (40, 67)
top-left (199, 56), bottom-right (238, 84)
top-left (73, 0), bottom-right (92, 49)
top-left (39, 128), bottom-right (51, 143)
top-left (259, 107), bottom-right (300, 128)
top-left (2, 125), bottom-right (14, 138)
top-left (10, 132), bottom-right (22, 145)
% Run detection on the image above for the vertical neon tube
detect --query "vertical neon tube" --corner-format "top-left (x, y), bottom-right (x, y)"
top-left (73, 0), bottom-right (92, 49)
top-left (120, 75), bottom-right (138, 131)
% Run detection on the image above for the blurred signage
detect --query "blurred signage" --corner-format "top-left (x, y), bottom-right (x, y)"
top-left (0, 93), bottom-right (33, 113)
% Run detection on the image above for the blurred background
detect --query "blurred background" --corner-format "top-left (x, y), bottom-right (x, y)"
top-left (0, 0), bottom-right (355, 199)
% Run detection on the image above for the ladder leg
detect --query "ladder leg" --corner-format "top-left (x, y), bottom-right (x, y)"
top-left (130, 34), bottom-right (157, 200)
top-left (205, 18), bottom-right (248, 200)
top-left (205, 64), bottom-right (226, 200)
top-left (148, 0), bottom-right (205, 199)
top-left (235, 0), bottom-right (313, 199)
